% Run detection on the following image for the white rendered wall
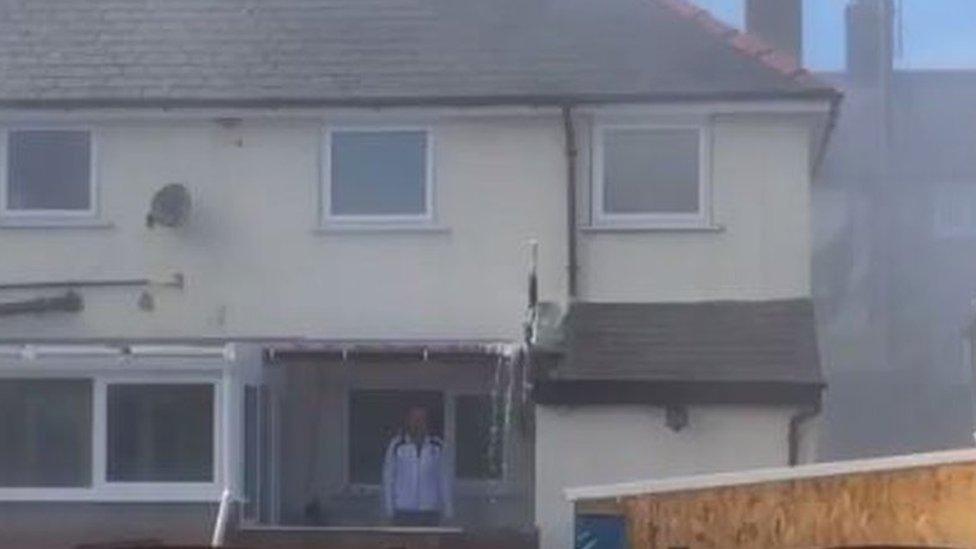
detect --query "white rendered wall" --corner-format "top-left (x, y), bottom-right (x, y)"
top-left (578, 116), bottom-right (812, 302)
top-left (0, 112), bottom-right (812, 341)
top-left (535, 405), bottom-right (795, 549)
top-left (0, 116), bottom-right (568, 341)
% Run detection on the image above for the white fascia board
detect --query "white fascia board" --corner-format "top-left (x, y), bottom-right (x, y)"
top-left (0, 99), bottom-right (832, 124)
top-left (565, 448), bottom-right (976, 502)
top-left (576, 99), bottom-right (834, 118)
top-left (0, 344), bottom-right (236, 372)
top-left (0, 485), bottom-right (223, 503)
top-left (0, 105), bottom-right (563, 123)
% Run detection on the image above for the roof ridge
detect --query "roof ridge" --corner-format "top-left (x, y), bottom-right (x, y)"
top-left (651, 0), bottom-right (836, 92)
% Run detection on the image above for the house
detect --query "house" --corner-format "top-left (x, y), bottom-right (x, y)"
top-left (812, 0), bottom-right (976, 460)
top-left (0, 0), bottom-right (837, 548)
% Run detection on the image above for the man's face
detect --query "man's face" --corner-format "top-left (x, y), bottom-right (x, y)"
top-left (406, 407), bottom-right (428, 438)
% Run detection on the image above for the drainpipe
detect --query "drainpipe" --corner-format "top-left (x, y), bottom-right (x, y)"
top-left (788, 402), bottom-right (822, 466)
top-left (562, 105), bottom-right (579, 300)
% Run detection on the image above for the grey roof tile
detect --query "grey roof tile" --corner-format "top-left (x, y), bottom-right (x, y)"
top-left (0, 0), bottom-right (837, 106)
top-left (550, 299), bottom-right (823, 385)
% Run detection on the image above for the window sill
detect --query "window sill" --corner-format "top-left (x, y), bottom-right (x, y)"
top-left (315, 223), bottom-right (451, 235)
top-left (0, 485), bottom-right (223, 502)
top-left (581, 223), bottom-right (725, 234)
top-left (0, 217), bottom-right (114, 230)
top-left (239, 524), bottom-right (464, 535)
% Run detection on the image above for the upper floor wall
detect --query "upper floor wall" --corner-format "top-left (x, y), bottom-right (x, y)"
top-left (576, 112), bottom-right (814, 302)
top-left (0, 106), bottom-right (817, 341)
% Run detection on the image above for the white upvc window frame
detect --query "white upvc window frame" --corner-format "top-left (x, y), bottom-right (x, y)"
top-left (321, 125), bottom-right (435, 227)
top-left (0, 126), bottom-right (100, 226)
top-left (591, 121), bottom-right (712, 229)
top-left (94, 375), bottom-right (223, 500)
top-left (0, 363), bottom-right (226, 502)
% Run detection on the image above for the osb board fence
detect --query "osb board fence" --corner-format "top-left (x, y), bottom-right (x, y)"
top-left (571, 450), bottom-right (976, 549)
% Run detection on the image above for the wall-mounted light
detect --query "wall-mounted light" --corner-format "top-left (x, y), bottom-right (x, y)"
top-left (666, 405), bottom-right (689, 432)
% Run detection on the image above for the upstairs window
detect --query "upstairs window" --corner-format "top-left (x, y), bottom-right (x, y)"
top-left (592, 124), bottom-right (709, 228)
top-left (323, 128), bottom-right (432, 224)
top-left (2, 129), bottom-right (95, 219)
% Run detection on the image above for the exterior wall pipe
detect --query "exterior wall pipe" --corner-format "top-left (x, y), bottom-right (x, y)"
top-left (0, 272), bottom-right (184, 291)
top-left (562, 105), bottom-right (579, 299)
top-left (788, 403), bottom-right (822, 466)
top-left (0, 291), bottom-right (83, 316)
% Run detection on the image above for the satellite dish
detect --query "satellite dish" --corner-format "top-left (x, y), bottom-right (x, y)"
top-left (146, 183), bottom-right (191, 228)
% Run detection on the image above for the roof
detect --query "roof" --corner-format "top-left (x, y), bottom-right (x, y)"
top-left (533, 299), bottom-right (824, 406)
top-left (0, 0), bottom-right (837, 108)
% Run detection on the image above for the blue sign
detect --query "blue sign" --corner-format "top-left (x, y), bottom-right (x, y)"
top-left (575, 514), bottom-right (627, 549)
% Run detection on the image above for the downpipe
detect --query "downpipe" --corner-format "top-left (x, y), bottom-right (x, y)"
top-left (562, 105), bottom-right (579, 300)
top-left (788, 403), bottom-right (822, 466)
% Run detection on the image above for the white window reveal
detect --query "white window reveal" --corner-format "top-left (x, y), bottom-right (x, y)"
top-left (323, 128), bottom-right (433, 226)
top-left (593, 124), bottom-right (711, 228)
top-left (1, 129), bottom-right (97, 223)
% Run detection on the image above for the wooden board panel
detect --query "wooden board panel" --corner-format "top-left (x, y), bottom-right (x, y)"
top-left (611, 462), bottom-right (976, 548)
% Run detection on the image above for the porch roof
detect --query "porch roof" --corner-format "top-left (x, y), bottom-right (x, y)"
top-left (264, 339), bottom-right (521, 363)
top-left (533, 299), bottom-right (824, 407)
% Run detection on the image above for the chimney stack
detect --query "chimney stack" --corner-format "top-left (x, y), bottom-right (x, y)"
top-left (746, 0), bottom-right (803, 61)
top-left (846, 0), bottom-right (895, 84)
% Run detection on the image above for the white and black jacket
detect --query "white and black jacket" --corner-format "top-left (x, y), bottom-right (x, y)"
top-left (381, 433), bottom-right (453, 518)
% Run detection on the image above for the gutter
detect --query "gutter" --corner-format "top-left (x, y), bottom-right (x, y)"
top-left (811, 92), bottom-right (844, 178)
top-left (788, 402), bottom-right (822, 466)
top-left (562, 105), bottom-right (580, 300)
top-left (0, 90), bottom-right (843, 112)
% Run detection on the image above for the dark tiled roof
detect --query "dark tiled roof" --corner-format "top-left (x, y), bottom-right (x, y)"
top-left (545, 299), bottom-right (823, 386)
top-left (0, 0), bottom-right (837, 107)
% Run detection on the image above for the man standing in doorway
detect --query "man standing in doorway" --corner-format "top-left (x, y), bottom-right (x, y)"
top-left (382, 405), bottom-right (453, 526)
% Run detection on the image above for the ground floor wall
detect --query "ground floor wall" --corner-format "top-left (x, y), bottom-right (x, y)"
top-left (0, 502), bottom-right (217, 548)
top-left (534, 405), bottom-right (796, 549)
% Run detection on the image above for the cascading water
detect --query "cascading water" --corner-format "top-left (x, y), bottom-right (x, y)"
top-left (487, 343), bottom-right (523, 479)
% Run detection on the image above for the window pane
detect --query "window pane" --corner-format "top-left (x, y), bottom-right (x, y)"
top-left (455, 395), bottom-right (502, 480)
top-left (348, 390), bottom-right (443, 484)
top-left (0, 379), bottom-right (92, 487)
top-left (107, 384), bottom-right (214, 482)
top-left (603, 128), bottom-right (700, 214)
top-left (7, 130), bottom-right (92, 211)
top-left (330, 130), bottom-right (427, 216)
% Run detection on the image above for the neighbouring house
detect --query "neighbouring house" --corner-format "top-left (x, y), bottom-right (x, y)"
top-left (812, 0), bottom-right (976, 460)
top-left (0, 1), bottom-right (837, 548)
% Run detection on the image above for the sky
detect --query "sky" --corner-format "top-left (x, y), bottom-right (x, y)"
top-left (692, 0), bottom-right (976, 71)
